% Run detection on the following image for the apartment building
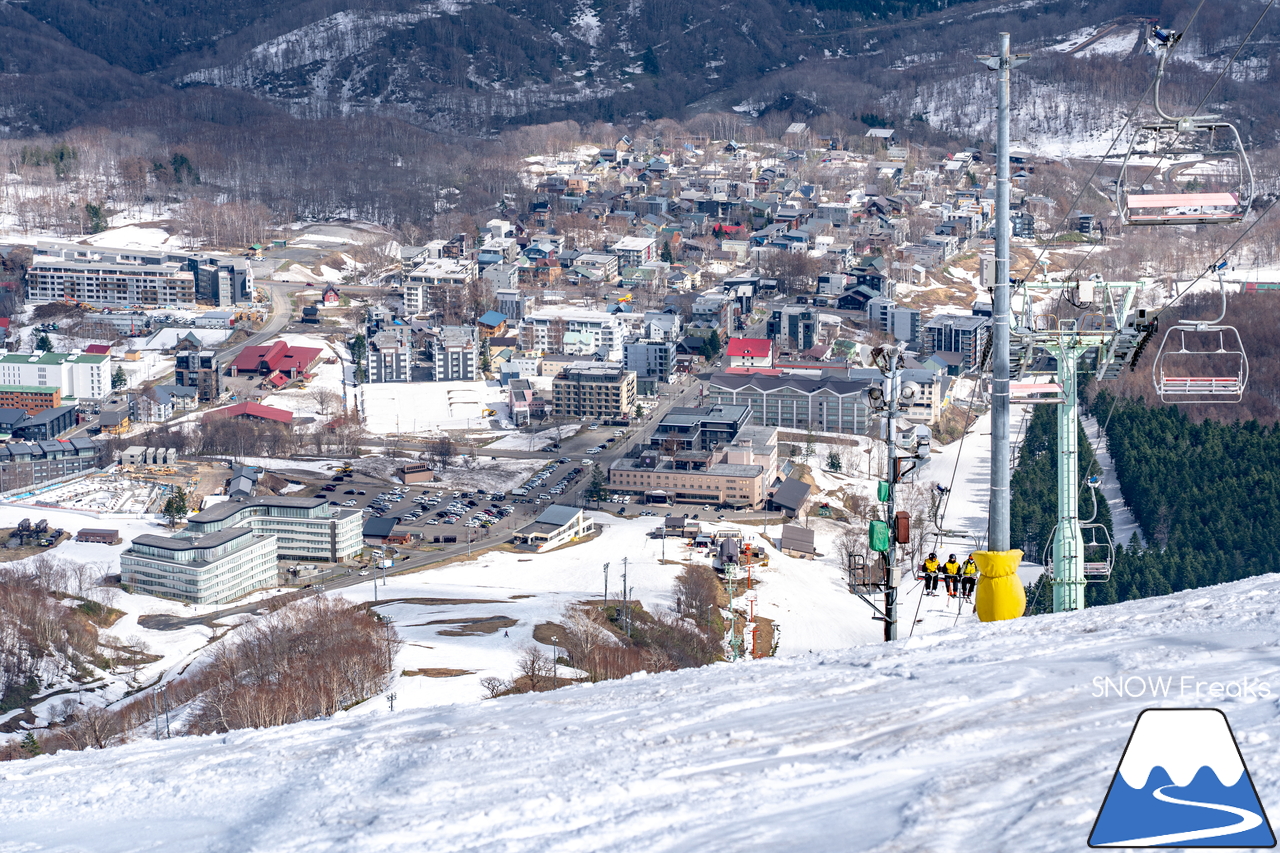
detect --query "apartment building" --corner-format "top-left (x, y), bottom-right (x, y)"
top-left (0, 385), bottom-right (61, 414)
top-left (766, 306), bottom-right (817, 351)
top-left (403, 258), bottom-right (479, 316)
top-left (867, 297), bottom-right (922, 345)
top-left (922, 314), bottom-right (991, 371)
top-left (184, 495), bottom-right (363, 562)
top-left (173, 338), bottom-right (221, 402)
top-left (517, 309), bottom-right (626, 361)
top-left (26, 242), bottom-right (251, 307)
top-left (367, 330), bottom-right (410, 382)
top-left (121, 528), bottom-right (278, 605)
top-left (610, 236), bottom-right (657, 268)
top-left (623, 340), bottom-right (673, 380)
top-left (431, 325), bottom-right (480, 381)
top-left (0, 435), bottom-right (100, 490)
top-left (552, 362), bottom-right (636, 420)
top-left (0, 352), bottom-right (109, 401)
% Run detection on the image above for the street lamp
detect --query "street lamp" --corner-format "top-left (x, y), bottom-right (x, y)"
top-left (551, 635), bottom-right (559, 685)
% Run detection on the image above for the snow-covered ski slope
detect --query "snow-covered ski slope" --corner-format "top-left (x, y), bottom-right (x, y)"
top-left (6, 574), bottom-right (1280, 852)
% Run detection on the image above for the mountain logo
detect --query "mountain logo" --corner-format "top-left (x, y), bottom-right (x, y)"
top-left (1089, 708), bottom-right (1276, 848)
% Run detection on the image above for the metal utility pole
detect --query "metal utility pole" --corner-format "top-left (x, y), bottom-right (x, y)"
top-left (621, 557), bottom-right (630, 637)
top-left (603, 561), bottom-right (610, 610)
top-left (883, 360), bottom-right (900, 642)
top-left (979, 33), bottom-right (1029, 553)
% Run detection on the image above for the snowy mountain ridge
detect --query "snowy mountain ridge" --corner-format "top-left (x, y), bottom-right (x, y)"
top-left (5, 571), bottom-right (1280, 852)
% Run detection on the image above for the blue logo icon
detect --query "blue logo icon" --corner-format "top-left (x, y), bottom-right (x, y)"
top-left (1090, 708), bottom-right (1276, 848)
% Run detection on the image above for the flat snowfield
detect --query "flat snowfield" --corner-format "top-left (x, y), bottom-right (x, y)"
top-left (6, 574), bottom-right (1280, 851)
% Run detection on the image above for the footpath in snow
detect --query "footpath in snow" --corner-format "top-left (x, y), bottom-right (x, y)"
top-left (5, 573), bottom-right (1280, 852)
top-left (1082, 413), bottom-right (1146, 548)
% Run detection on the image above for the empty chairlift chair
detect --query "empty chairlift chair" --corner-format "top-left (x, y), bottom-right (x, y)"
top-left (1152, 265), bottom-right (1249, 404)
top-left (1080, 523), bottom-right (1114, 582)
top-left (1115, 26), bottom-right (1254, 227)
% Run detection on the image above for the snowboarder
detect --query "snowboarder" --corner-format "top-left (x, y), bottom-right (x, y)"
top-left (922, 553), bottom-right (941, 595)
top-left (503, 630), bottom-right (509, 638)
top-left (943, 554), bottom-right (961, 597)
top-left (960, 555), bottom-right (978, 601)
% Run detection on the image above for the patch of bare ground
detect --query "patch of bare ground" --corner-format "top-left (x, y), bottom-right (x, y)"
top-left (402, 668), bottom-right (474, 678)
top-left (430, 616), bottom-right (517, 636)
top-left (366, 597), bottom-right (504, 608)
top-left (749, 615), bottom-right (778, 658)
top-left (532, 621), bottom-right (567, 645)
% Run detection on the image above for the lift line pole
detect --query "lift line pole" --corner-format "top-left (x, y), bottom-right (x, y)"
top-left (980, 33), bottom-right (1029, 553)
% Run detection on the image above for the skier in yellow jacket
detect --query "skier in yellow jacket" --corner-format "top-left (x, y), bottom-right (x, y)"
top-left (943, 554), bottom-right (962, 598)
top-left (960, 555), bottom-right (978, 601)
top-left (922, 553), bottom-right (941, 596)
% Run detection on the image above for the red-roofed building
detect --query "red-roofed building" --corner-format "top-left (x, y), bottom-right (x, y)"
top-left (202, 401), bottom-right (294, 425)
top-left (228, 340), bottom-right (322, 380)
top-left (84, 344), bottom-right (111, 355)
top-left (726, 337), bottom-right (773, 369)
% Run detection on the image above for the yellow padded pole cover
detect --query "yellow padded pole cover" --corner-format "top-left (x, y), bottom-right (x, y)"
top-left (973, 549), bottom-right (1025, 622)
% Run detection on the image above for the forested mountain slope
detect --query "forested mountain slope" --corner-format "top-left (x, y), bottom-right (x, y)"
top-left (5, 0), bottom-right (1280, 138)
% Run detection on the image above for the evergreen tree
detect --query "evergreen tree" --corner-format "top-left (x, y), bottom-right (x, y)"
top-left (661, 241), bottom-right (674, 264)
top-left (634, 402), bottom-right (645, 419)
top-left (84, 203), bottom-right (108, 234)
top-left (826, 450), bottom-right (841, 472)
top-left (20, 731), bottom-right (41, 757)
top-left (162, 487), bottom-right (189, 528)
top-left (111, 367), bottom-right (127, 390)
top-left (35, 333), bottom-right (52, 351)
top-left (588, 465), bottom-right (607, 504)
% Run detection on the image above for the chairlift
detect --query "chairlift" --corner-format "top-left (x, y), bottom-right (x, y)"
top-left (1152, 267), bottom-right (1248, 403)
top-left (848, 553), bottom-right (887, 594)
top-left (1115, 26), bottom-right (1254, 226)
top-left (1081, 523), bottom-right (1114, 581)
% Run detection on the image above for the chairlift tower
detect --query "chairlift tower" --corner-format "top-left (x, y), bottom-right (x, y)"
top-left (1010, 276), bottom-right (1143, 611)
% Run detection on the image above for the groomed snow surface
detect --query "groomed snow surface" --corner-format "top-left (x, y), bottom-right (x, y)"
top-left (6, 570), bottom-right (1280, 852)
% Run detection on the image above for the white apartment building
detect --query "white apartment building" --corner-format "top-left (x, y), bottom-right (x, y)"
top-left (432, 325), bottom-right (480, 381)
top-left (28, 254), bottom-right (196, 308)
top-left (403, 258), bottom-right (479, 316)
top-left (610, 236), bottom-right (657, 268)
top-left (0, 352), bottom-right (109, 400)
top-left (184, 496), bottom-right (363, 562)
top-left (121, 528), bottom-right (278, 605)
top-left (517, 309), bottom-right (626, 361)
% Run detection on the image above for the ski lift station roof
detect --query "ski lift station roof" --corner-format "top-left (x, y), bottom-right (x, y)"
top-left (771, 477), bottom-right (812, 513)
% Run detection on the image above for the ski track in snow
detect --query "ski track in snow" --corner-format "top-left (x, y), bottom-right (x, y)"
top-left (1082, 414), bottom-right (1146, 548)
top-left (7, 569), bottom-right (1280, 851)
